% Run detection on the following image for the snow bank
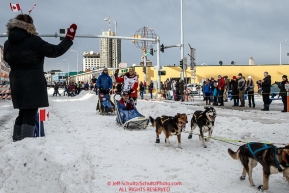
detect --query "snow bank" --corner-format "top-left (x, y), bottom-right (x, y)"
top-left (1, 93), bottom-right (289, 192)
top-left (0, 138), bottom-right (95, 193)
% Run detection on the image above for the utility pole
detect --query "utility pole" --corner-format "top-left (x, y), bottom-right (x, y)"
top-left (143, 54), bottom-right (147, 84)
top-left (180, 0), bottom-right (184, 80)
top-left (157, 36), bottom-right (161, 93)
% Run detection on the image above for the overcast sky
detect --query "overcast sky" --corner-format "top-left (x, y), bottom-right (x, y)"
top-left (1, 0), bottom-right (289, 72)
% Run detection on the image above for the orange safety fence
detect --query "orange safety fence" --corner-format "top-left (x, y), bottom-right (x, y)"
top-left (0, 86), bottom-right (12, 100)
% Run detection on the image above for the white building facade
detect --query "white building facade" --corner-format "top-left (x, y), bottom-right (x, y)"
top-left (82, 51), bottom-right (101, 71)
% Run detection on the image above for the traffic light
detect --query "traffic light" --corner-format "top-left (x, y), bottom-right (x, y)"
top-left (183, 57), bottom-right (187, 70)
top-left (160, 44), bottom-right (164, 53)
top-left (59, 29), bottom-right (65, 40)
top-left (143, 66), bottom-right (146, 74)
top-left (219, 61), bottom-right (223, 66)
top-left (150, 48), bottom-right (154, 56)
top-left (180, 59), bottom-right (183, 69)
top-left (189, 48), bottom-right (196, 69)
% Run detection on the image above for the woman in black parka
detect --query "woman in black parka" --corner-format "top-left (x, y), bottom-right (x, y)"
top-left (261, 71), bottom-right (271, 111)
top-left (278, 75), bottom-right (289, 112)
top-left (4, 14), bottom-right (77, 141)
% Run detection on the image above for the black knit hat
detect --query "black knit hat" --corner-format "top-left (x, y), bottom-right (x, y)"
top-left (282, 75), bottom-right (287, 79)
top-left (121, 91), bottom-right (129, 96)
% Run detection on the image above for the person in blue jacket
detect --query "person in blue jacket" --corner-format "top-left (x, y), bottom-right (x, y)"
top-left (97, 68), bottom-right (112, 94)
top-left (97, 68), bottom-right (113, 109)
top-left (203, 79), bottom-right (212, 105)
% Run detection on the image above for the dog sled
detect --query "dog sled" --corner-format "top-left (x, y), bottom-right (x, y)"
top-left (96, 91), bottom-right (116, 115)
top-left (114, 95), bottom-right (149, 129)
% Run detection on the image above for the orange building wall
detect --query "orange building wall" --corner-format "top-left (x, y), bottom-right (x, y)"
top-left (134, 65), bottom-right (289, 92)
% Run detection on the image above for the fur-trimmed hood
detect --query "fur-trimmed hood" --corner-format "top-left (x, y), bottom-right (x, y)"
top-left (6, 19), bottom-right (37, 36)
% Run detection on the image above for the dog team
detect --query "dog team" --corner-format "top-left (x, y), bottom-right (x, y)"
top-left (149, 107), bottom-right (289, 191)
top-left (149, 106), bottom-right (217, 149)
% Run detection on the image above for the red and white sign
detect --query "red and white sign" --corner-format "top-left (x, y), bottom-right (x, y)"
top-left (39, 109), bottom-right (49, 122)
top-left (119, 63), bottom-right (127, 68)
top-left (10, 3), bottom-right (21, 12)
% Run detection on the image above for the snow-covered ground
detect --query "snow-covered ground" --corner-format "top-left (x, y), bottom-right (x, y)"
top-left (0, 89), bottom-right (289, 193)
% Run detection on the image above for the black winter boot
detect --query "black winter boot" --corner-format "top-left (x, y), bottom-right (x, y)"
top-left (21, 124), bottom-right (35, 140)
top-left (262, 104), bottom-right (269, 111)
top-left (12, 125), bottom-right (22, 142)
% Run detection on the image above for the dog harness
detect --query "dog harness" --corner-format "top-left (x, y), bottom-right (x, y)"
top-left (247, 142), bottom-right (283, 172)
top-left (193, 113), bottom-right (213, 128)
top-left (160, 116), bottom-right (183, 135)
top-left (160, 117), bottom-right (170, 124)
top-left (193, 113), bottom-right (203, 121)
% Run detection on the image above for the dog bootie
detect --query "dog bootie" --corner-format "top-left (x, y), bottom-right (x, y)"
top-left (12, 125), bottom-right (21, 142)
top-left (188, 134), bottom-right (192, 139)
top-left (21, 124), bottom-right (35, 140)
top-left (155, 138), bottom-right (160, 143)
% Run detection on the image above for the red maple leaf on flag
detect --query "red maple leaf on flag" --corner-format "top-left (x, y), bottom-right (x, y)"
top-left (10, 3), bottom-right (21, 12)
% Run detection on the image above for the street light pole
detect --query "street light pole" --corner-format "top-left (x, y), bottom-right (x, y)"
top-left (58, 63), bottom-right (63, 72)
top-left (114, 21), bottom-right (118, 68)
top-left (58, 63), bottom-right (63, 83)
top-left (280, 39), bottom-right (288, 65)
top-left (104, 17), bottom-right (118, 68)
top-left (180, 0), bottom-right (184, 80)
top-left (63, 59), bottom-right (69, 84)
top-left (157, 36), bottom-right (161, 93)
top-left (71, 50), bottom-right (78, 82)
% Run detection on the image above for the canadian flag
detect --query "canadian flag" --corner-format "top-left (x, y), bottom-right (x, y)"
top-left (10, 3), bottom-right (21, 12)
top-left (28, 4), bottom-right (36, 14)
top-left (39, 109), bottom-right (49, 122)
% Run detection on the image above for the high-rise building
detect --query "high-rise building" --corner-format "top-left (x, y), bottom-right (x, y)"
top-left (99, 31), bottom-right (121, 68)
top-left (82, 51), bottom-right (101, 71)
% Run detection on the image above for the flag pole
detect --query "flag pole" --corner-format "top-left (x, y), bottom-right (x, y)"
top-left (39, 109), bottom-right (40, 137)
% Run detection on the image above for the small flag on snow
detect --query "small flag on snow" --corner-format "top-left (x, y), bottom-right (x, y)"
top-left (39, 109), bottom-right (49, 122)
top-left (10, 3), bottom-right (21, 12)
top-left (28, 4), bottom-right (36, 14)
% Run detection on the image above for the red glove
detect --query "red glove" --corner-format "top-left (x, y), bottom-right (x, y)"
top-left (66, 24), bottom-right (77, 40)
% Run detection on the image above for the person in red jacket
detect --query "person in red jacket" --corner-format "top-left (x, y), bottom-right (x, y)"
top-left (119, 91), bottom-right (134, 110)
top-left (114, 67), bottom-right (139, 104)
top-left (217, 75), bottom-right (225, 106)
